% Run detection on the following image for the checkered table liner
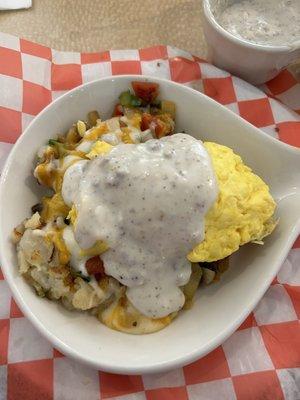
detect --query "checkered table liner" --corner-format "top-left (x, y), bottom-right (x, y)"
top-left (0, 32), bottom-right (299, 400)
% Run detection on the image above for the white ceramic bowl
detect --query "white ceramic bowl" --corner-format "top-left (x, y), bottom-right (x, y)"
top-left (202, 0), bottom-right (300, 85)
top-left (1, 76), bottom-right (300, 374)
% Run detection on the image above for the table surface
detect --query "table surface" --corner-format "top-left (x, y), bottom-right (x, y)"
top-left (0, 0), bottom-right (207, 57)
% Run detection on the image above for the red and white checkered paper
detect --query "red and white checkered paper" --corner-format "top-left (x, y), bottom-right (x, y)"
top-left (0, 31), bottom-right (300, 400)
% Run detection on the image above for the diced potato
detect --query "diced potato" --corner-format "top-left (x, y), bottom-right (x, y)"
top-left (202, 267), bottom-right (216, 284)
top-left (87, 110), bottom-right (100, 127)
top-left (19, 229), bottom-right (54, 268)
top-left (161, 100), bottom-right (176, 119)
top-left (217, 257), bottom-right (230, 273)
top-left (17, 248), bottom-right (30, 274)
top-left (65, 126), bottom-right (81, 145)
top-left (24, 212), bottom-right (41, 230)
top-left (11, 223), bottom-right (25, 244)
top-left (182, 263), bottom-right (202, 309)
top-left (72, 278), bottom-right (102, 310)
top-left (76, 120), bottom-right (87, 137)
top-left (106, 117), bottom-right (120, 132)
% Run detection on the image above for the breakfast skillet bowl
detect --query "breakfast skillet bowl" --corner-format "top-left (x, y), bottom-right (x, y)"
top-left (0, 76), bottom-right (300, 374)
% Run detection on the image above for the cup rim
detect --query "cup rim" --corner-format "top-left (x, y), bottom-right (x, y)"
top-left (202, 0), bottom-right (297, 53)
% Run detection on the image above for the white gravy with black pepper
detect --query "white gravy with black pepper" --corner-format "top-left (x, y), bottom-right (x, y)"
top-left (216, 0), bottom-right (300, 46)
top-left (62, 134), bottom-right (218, 318)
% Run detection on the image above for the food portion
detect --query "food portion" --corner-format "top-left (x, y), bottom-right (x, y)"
top-left (189, 142), bottom-right (276, 263)
top-left (13, 81), bottom-right (277, 334)
top-left (214, 0), bottom-right (300, 46)
top-left (63, 134), bottom-right (217, 319)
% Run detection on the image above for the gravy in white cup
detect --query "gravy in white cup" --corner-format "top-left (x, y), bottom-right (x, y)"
top-left (203, 0), bottom-right (300, 84)
top-left (216, 0), bottom-right (300, 46)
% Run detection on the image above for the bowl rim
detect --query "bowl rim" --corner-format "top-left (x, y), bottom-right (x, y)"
top-left (202, 0), bottom-right (299, 52)
top-left (1, 75), bottom-right (300, 374)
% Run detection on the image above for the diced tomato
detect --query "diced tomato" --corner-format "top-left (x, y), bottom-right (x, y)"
top-left (113, 103), bottom-right (123, 116)
top-left (141, 113), bottom-right (153, 131)
top-left (141, 113), bottom-right (167, 138)
top-left (132, 81), bottom-right (159, 104)
top-left (85, 256), bottom-right (105, 277)
top-left (153, 119), bottom-right (165, 138)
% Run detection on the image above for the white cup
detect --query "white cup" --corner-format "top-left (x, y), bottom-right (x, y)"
top-left (202, 0), bottom-right (300, 85)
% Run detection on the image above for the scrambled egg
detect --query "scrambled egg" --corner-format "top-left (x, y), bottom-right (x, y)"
top-left (188, 142), bottom-right (276, 263)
